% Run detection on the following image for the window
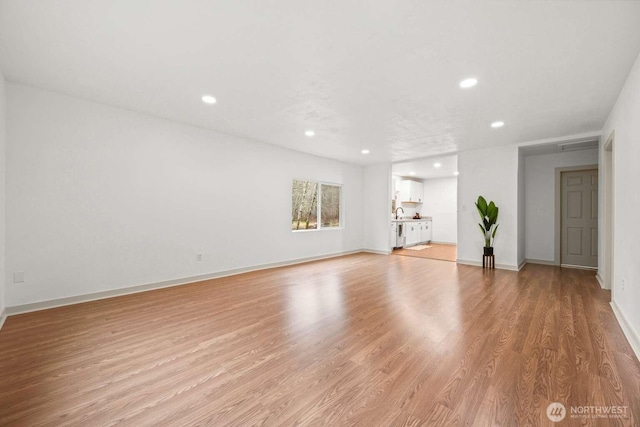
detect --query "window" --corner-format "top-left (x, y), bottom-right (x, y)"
top-left (292, 180), bottom-right (342, 231)
top-left (320, 184), bottom-right (341, 228)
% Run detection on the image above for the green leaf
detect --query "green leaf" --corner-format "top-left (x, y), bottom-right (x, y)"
top-left (477, 196), bottom-right (487, 215)
top-left (492, 223), bottom-right (500, 238)
top-left (478, 223), bottom-right (486, 236)
top-left (486, 202), bottom-right (496, 220)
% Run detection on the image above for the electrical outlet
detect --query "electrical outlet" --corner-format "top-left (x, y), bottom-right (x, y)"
top-left (621, 278), bottom-right (625, 291)
top-left (13, 271), bottom-right (25, 283)
top-left (196, 253), bottom-right (203, 262)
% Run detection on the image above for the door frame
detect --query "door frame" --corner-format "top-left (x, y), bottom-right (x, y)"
top-left (601, 131), bottom-right (615, 290)
top-left (554, 164), bottom-right (599, 266)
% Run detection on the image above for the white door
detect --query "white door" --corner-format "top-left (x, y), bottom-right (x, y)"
top-left (561, 170), bottom-right (598, 268)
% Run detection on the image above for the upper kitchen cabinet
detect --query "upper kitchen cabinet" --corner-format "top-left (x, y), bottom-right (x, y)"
top-left (398, 180), bottom-right (424, 203)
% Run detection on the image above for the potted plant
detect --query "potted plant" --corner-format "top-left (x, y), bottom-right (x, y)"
top-left (476, 196), bottom-right (499, 256)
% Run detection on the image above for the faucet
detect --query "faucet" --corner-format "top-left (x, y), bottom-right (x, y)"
top-left (395, 207), bottom-right (404, 219)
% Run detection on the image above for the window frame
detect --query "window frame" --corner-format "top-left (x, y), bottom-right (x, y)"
top-left (291, 179), bottom-right (343, 232)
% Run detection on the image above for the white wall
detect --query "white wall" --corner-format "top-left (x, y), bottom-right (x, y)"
top-left (5, 83), bottom-right (365, 307)
top-left (422, 177), bottom-right (457, 244)
top-left (363, 164), bottom-right (392, 253)
top-left (398, 202), bottom-right (419, 219)
top-left (600, 51), bottom-right (640, 356)
top-left (458, 145), bottom-right (519, 269)
top-left (0, 73), bottom-right (6, 319)
top-left (523, 148), bottom-right (598, 263)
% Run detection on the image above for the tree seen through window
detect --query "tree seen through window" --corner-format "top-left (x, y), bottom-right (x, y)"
top-left (292, 180), bottom-right (341, 230)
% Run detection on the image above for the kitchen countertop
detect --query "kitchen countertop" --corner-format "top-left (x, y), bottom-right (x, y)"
top-left (392, 217), bottom-right (432, 222)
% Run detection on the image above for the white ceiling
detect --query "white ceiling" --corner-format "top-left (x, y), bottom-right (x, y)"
top-left (393, 155), bottom-right (458, 180)
top-left (1, 1), bottom-right (639, 165)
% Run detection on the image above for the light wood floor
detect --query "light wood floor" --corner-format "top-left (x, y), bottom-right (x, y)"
top-left (393, 243), bottom-right (457, 262)
top-left (1, 254), bottom-right (638, 426)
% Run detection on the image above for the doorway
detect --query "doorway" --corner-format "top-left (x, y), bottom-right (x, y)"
top-left (559, 168), bottom-right (598, 268)
top-left (390, 155), bottom-right (458, 262)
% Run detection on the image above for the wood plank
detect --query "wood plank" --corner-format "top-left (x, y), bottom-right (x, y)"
top-left (0, 254), bottom-right (638, 425)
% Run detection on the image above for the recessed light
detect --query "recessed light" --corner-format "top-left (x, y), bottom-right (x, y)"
top-left (201, 95), bottom-right (217, 104)
top-left (491, 121), bottom-right (505, 128)
top-left (434, 162), bottom-right (442, 168)
top-left (409, 171), bottom-right (416, 175)
top-left (305, 130), bottom-right (315, 137)
top-left (361, 149), bottom-right (370, 154)
top-left (459, 78), bottom-right (478, 89)
top-left (454, 171), bottom-right (459, 176)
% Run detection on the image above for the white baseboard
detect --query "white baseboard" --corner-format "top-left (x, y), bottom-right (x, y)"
top-left (430, 241), bottom-right (457, 246)
top-left (560, 263), bottom-right (598, 271)
top-left (518, 260), bottom-right (527, 271)
top-left (0, 309), bottom-right (6, 330)
top-left (6, 249), bottom-right (366, 316)
top-left (362, 249), bottom-right (392, 255)
top-left (525, 258), bottom-right (558, 266)
top-left (611, 299), bottom-right (640, 363)
top-left (456, 259), bottom-right (520, 271)
top-left (595, 273), bottom-right (609, 289)
top-left (595, 273), bottom-right (603, 288)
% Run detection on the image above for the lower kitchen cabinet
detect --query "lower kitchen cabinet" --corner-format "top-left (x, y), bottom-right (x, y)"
top-left (397, 220), bottom-right (433, 248)
top-left (406, 223), bottom-right (419, 246)
top-left (420, 221), bottom-right (432, 243)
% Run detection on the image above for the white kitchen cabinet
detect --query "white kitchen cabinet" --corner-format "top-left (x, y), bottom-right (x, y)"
top-left (421, 221), bottom-right (432, 243)
top-left (405, 223), bottom-right (412, 246)
top-left (417, 221), bottom-right (426, 243)
top-left (399, 180), bottom-right (424, 203)
top-left (406, 222), bottom-right (419, 246)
